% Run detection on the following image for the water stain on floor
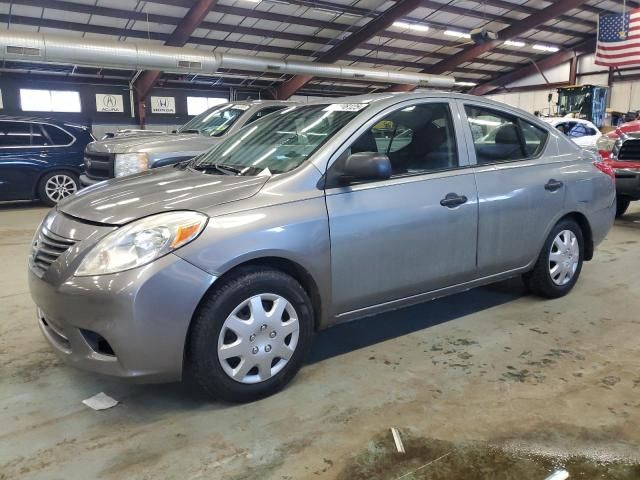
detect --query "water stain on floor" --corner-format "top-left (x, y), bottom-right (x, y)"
top-left (336, 431), bottom-right (640, 480)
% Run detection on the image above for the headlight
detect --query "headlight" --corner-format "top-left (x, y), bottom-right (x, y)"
top-left (75, 211), bottom-right (208, 276)
top-left (596, 136), bottom-right (616, 153)
top-left (114, 153), bottom-right (149, 177)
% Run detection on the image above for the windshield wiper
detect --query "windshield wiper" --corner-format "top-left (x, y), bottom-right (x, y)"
top-left (179, 129), bottom-right (200, 134)
top-left (213, 164), bottom-right (243, 175)
top-left (188, 163), bottom-right (242, 176)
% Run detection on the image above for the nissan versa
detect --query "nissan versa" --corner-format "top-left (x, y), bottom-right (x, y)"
top-left (28, 93), bottom-right (616, 402)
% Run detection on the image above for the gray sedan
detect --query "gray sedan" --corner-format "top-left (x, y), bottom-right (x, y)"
top-left (28, 93), bottom-right (616, 402)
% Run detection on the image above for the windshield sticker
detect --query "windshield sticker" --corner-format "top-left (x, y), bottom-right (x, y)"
top-left (322, 103), bottom-right (367, 112)
top-left (231, 104), bottom-right (250, 111)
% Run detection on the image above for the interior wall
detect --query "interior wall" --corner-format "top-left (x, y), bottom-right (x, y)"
top-left (0, 73), bottom-right (240, 136)
top-left (485, 53), bottom-right (640, 116)
top-left (486, 89), bottom-right (558, 115)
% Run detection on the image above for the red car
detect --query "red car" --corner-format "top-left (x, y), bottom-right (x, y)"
top-left (597, 120), bottom-right (640, 217)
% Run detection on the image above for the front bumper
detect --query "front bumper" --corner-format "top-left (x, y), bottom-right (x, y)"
top-left (79, 174), bottom-right (104, 188)
top-left (29, 254), bottom-right (216, 382)
top-left (614, 168), bottom-right (640, 200)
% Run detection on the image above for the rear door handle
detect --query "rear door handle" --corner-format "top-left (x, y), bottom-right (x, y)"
top-left (544, 179), bottom-right (564, 192)
top-left (440, 193), bottom-right (468, 208)
top-left (39, 151), bottom-right (49, 158)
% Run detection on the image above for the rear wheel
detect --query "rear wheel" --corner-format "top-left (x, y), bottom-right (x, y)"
top-left (523, 219), bottom-right (584, 299)
top-left (38, 171), bottom-right (79, 207)
top-left (616, 196), bottom-right (631, 218)
top-left (186, 267), bottom-right (314, 402)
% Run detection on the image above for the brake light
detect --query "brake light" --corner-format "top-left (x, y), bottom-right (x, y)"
top-left (596, 136), bottom-right (616, 160)
top-left (594, 161), bottom-right (615, 181)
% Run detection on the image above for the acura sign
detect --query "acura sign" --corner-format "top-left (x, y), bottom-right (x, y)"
top-left (96, 94), bottom-right (124, 113)
top-left (151, 96), bottom-right (176, 114)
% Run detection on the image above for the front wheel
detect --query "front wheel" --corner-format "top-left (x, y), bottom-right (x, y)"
top-left (38, 171), bottom-right (79, 207)
top-left (186, 267), bottom-right (314, 402)
top-left (616, 196), bottom-right (631, 218)
top-left (523, 219), bottom-right (584, 299)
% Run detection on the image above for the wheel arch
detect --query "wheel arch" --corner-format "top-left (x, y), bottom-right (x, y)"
top-left (194, 256), bottom-right (324, 333)
top-left (559, 211), bottom-right (594, 261)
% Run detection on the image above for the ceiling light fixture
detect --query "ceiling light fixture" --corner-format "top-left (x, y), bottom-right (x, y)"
top-left (455, 81), bottom-right (477, 87)
top-left (504, 40), bottom-right (526, 47)
top-left (392, 21), bottom-right (429, 32)
top-left (445, 30), bottom-right (471, 39)
top-left (533, 44), bottom-right (559, 52)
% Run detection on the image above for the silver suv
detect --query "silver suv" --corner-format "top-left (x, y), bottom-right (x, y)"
top-left (81, 100), bottom-right (294, 185)
top-left (29, 93), bottom-right (616, 402)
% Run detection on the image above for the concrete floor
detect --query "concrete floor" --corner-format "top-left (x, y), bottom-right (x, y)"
top-left (1, 203), bottom-right (639, 479)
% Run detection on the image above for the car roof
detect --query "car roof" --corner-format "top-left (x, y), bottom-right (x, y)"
top-left (306, 91), bottom-right (552, 127)
top-left (0, 115), bottom-right (90, 129)
top-left (230, 100), bottom-right (298, 107)
top-left (0, 114), bottom-right (64, 124)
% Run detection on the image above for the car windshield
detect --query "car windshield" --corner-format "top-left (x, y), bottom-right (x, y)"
top-left (178, 104), bottom-right (249, 137)
top-left (191, 104), bottom-right (366, 176)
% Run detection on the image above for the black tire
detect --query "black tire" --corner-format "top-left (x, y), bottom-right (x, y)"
top-left (186, 267), bottom-right (314, 403)
top-left (616, 196), bottom-right (631, 218)
top-left (523, 219), bottom-right (584, 299)
top-left (37, 171), bottom-right (80, 207)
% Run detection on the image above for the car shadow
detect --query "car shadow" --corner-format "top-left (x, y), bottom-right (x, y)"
top-left (0, 200), bottom-right (46, 211)
top-left (307, 277), bottom-right (527, 364)
top-left (616, 206), bottom-right (640, 229)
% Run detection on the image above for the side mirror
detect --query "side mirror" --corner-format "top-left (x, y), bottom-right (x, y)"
top-left (339, 151), bottom-right (392, 184)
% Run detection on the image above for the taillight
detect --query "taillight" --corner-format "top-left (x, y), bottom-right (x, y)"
top-left (594, 161), bottom-right (615, 181)
top-left (596, 136), bottom-right (616, 160)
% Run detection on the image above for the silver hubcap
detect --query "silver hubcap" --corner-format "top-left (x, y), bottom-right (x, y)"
top-left (217, 293), bottom-right (300, 384)
top-left (45, 175), bottom-right (77, 202)
top-left (549, 229), bottom-right (579, 286)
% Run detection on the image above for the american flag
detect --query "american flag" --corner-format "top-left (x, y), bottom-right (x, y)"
top-left (595, 7), bottom-right (640, 67)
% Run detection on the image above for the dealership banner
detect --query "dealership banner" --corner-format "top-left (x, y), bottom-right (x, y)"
top-left (151, 96), bottom-right (176, 114)
top-left (96, 94), bottom-right (124, 112)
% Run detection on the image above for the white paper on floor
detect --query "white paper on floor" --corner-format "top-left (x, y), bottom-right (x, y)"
top-left (544, 470), bottom-right (569, 480)
top-left (82, 392), bottom-right (119, 410)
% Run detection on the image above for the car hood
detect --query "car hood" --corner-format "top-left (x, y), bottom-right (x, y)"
top-left (86, 133), bottom-right (222, 156)
top-left (606, 120), bottom-right (640, 139)
top-left (58, 167), bottom-right (269, 225)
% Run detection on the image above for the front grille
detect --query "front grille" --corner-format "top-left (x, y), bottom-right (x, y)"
top-left (617, 139), bottom-right (640, 161)
top-left (31, 226), bottom-right (76, 276)
top-left (84, 151), bottom-right (114, 180)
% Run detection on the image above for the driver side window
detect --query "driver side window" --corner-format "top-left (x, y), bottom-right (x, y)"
top-left (347, 102), bottom-right (458, 176)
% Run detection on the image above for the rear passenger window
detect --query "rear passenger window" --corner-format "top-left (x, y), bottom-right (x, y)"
top-left (567, 123), bottom-right (588, 138)
top-left (0, 121), bottom-right (32, 147)
top-left (518, 119), bottom-right (547, 157)
top-left (40, 124), bottom-right (73, 146)
top-left (465, 105), bottom-right (547, 164)
top-left (348, 102), bottom-right (458, 176)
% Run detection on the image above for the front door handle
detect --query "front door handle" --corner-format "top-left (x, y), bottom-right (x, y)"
top-left (39, 151), bottom-right (49, 158)
top-left (440, 193), bottom-right (468, 208)
top-left (544, 179), bottom-right (564, 192)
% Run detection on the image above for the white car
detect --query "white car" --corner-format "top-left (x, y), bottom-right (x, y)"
top-left (542, 117), bottom-right (602, 150)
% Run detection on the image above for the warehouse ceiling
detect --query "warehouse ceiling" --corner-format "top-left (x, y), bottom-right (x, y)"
top-left (0, 0), bottom-right (634, 97)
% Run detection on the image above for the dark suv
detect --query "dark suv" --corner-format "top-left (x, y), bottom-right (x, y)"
top-left (0, 117), bottom-right (94, 206)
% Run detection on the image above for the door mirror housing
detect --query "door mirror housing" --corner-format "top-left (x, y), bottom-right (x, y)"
top-left (338, 151), bottom-right (392, 184)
